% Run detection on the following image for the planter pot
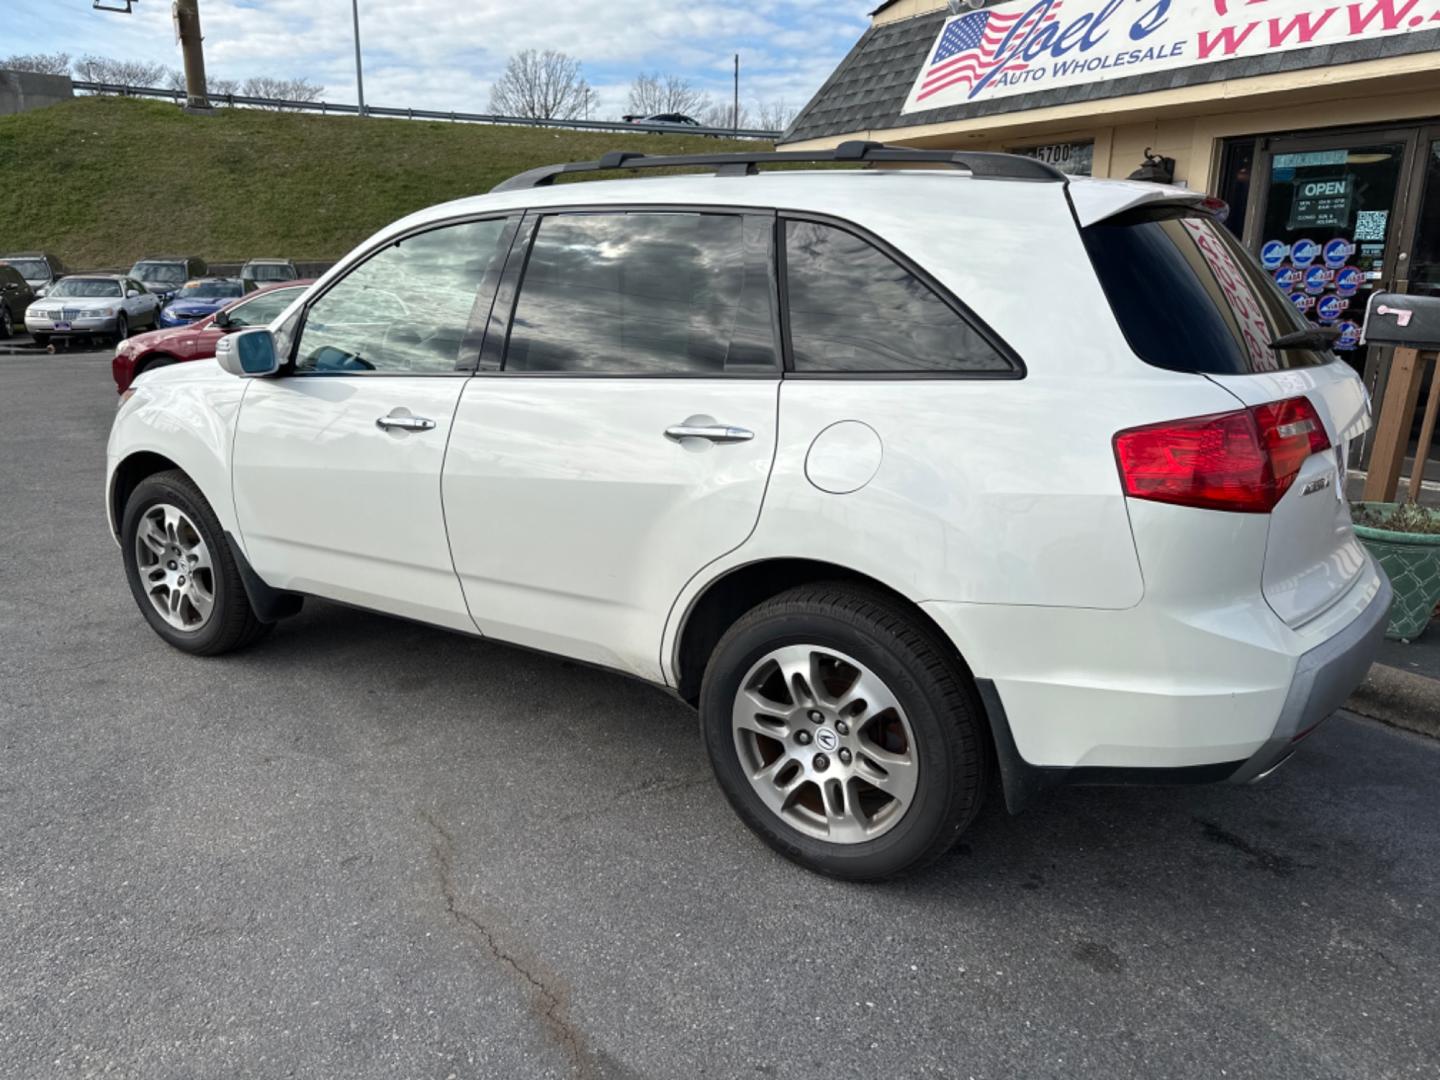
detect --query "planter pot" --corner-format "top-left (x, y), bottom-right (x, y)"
top-left (1351, 502), bottom-right (1440, 641)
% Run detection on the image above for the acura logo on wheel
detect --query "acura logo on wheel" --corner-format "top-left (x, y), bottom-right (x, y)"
top-left (815, 728), bottom-right (839, 752)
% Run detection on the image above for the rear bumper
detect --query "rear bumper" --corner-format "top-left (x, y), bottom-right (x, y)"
top-left (1227, 571), bottom-right (1391, 783)
top-left (928, 559), bottom-right (1392, 812)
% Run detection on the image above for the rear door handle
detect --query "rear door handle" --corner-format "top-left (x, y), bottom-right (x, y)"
top-left (376, 414), bottom-right (436, 432)
top-left (664, 424), bottom-right (754, 444)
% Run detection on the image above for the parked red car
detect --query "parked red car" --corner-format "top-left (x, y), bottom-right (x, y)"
top-left (112, 279), bottom-right (312, 393)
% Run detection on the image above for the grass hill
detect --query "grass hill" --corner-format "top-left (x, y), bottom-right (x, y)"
top-left (0, 96), bottom-right (768, 269)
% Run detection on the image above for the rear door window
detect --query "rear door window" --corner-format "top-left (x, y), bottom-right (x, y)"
top-left (1082, 208), bottom-right (1333, 373)
top-left (504, 211), bottom-right (777, 375)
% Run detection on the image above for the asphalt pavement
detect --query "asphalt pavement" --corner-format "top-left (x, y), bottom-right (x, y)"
top-left (3, 349), bottom-right (1439, 1080)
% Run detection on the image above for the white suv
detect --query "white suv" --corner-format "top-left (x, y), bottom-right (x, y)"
top-left (106, 142), bottom-right (1390, 880)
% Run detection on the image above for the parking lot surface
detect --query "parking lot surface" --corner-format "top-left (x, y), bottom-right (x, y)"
top-left (3, 350), bottom-right (1439, 1080)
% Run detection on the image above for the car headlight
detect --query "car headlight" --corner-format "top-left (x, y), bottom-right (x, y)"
top-left (97, 307), bottom-right (117, 317)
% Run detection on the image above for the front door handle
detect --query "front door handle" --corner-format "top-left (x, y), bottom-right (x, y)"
top-left (664, 424), bottom-right (754, 444)
top-left (376, 414), bottom-right (436, 432)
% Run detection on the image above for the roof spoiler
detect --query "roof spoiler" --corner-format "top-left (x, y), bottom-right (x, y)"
top-left (1069, 181), bottom-right (1215, 227)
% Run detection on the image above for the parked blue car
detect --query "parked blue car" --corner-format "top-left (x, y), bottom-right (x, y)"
top-left (158, 278), bottom-right (250, 328)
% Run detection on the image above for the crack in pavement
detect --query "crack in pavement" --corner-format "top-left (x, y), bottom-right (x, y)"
top-left (421, 810), bottom-right (597, 1079)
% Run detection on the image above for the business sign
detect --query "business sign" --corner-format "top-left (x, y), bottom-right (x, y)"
top-left (1288, 177), bottom-right (1353, 229)
top-left (901, 0), bottom-right (1440, 113)
top-left (1009, 139), bottom-right (1095, 173)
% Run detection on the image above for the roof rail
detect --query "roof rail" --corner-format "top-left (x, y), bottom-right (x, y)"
top-left (490, 139), bottom-right (1066, 192)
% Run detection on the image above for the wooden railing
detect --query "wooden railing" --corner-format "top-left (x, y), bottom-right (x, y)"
top-left (1363, 347), bottom-right (1440, 503)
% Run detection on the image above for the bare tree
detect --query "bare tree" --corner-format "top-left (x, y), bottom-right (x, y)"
top-left (490, 50), bottom-right (599, 121)
top-left (72, 54), bottom-right (169, 88)
top-left (168, 68), bottom-right (238, 97)
top-left (241, 76), bottom-right (325, 109)
top-left (1, 52), bottom-right (72, 76)
top-left (701, 100), bottom-right (751, 131)
top-left (627, 72), bottom-right (710, 118)
top-left (754, 99), bottom-right (797, 133)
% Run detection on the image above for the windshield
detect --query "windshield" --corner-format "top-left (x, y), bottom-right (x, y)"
top-left (49, 278), bottom-right (123, 298)
top-left (131, 262), bottom-right (187, 285)
top-left (1082, 208), bottom-right (1332, 373)
top-left (246, 264), bottom-right (296, 282)
top-left (175, 280), bottom-right (244, 300)
top-left (2, 258), bottom-right (49, 281)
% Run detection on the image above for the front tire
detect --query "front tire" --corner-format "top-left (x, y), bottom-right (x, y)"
top-left (1, 306), bottom-right (13, 338)
top-left (113, 313), bottom-right (129, 343)
top-left (700, 583), bottom-right (988, 881)
top-left (121, 470), bottom-right (269, 655)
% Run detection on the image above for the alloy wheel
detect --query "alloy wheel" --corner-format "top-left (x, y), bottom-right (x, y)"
top-left (134, 503), bottom-right (215, 631)
top-left (731, 644), bottom-right (919, 844)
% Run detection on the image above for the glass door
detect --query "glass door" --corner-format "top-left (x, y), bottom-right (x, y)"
top-left (1404, 134), bottom-right (1440, 298)
top-left (1254, 132), bottom-right (1417, 381)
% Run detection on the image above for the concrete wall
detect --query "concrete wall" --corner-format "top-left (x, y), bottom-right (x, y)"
top-left (0, 70), bottom-right (74, 117)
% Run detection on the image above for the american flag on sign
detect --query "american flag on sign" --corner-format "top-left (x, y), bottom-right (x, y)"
top-left (915, 3), bottom-right (1062, 103)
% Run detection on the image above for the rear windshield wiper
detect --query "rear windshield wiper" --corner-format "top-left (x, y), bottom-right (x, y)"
top-left (1269, 326), bottom-right (1340, 350)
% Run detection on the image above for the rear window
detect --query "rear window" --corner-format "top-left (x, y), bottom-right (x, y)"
top-left (246, 263), bottom-right (296, 282)
top-left (1082, 208), bottom-right (1332, 373)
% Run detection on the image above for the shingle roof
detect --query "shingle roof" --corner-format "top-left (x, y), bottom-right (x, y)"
top-left (783, 9), bottom-right (1440, 144)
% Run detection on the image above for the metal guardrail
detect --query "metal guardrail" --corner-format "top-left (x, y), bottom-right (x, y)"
top-left (70, 81), bottom-right (780, 140)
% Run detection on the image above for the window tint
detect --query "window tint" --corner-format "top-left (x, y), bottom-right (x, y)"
top-left (296, 218), bottom-right (513, 374)
top-left (505, 212), bottom-right (776, 375)
top-left (1082, 208), bottom-right (1331, 373)
top-left (226, 287), bottom-right (301, 328)
top-left (783, 220), bottom-right (1012, 374)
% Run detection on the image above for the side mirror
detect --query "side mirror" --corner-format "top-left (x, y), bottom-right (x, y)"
top-left (213, 310), bottom-right (230, 329)
top-left (215, 327), bottom-right (280, 377)
top-left (127, 288), bottom-right (140, 298)
top-left (1362, 292), bottom-right (1440, 348)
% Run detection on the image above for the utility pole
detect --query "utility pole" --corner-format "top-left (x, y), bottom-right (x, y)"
top-left (733, 53), bottom-right (739, 135)
top-left (351, 0), bottom-right (366, 117)
top-left (172, 0), bottom-right (212, 112)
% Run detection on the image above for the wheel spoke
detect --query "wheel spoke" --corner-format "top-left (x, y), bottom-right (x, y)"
top-left (751, 757), bottom-right (806, 815)
top-left (774, 648), bottom-right (823, 707)
top-left (823, 779), bottom-right (869, 844)
top-left (855, 751), bottom-right (918, 805)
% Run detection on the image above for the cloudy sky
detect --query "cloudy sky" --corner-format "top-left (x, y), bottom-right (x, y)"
top-left (5, 0), bottom-right (863, 120)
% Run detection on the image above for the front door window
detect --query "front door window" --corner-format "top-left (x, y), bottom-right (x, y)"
top-left (1259, 142), bottom-right (1406, 368)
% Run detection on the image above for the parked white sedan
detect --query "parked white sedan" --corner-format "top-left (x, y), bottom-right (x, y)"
top-left (25, 274), bottom-right (159, 347)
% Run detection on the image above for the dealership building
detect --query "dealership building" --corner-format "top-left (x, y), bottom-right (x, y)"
top-left (784, 0), bottom-right (1440, 384)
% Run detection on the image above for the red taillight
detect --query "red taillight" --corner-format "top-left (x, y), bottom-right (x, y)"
top-left (1114, 396), bottom-right (1330, 514)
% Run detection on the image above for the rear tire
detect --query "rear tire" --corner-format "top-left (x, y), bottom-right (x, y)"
top-left (700, 583), bottom-right (988, 881)
top-left (121, 470), bottom-right (270, 655)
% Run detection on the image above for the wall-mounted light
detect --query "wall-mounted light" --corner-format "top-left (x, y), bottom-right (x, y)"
top-left (1128, 147), bottom-right (1176, 184)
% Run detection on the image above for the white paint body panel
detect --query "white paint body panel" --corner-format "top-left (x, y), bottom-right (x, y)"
top-left (106, 358), bottom-right (245, 539)
top-left (442, 378), bottom-right (778, 678)
top-left (231, 376), bottom-right (474, 632)
top-left (1206, 361), bottom-right (1372, 628)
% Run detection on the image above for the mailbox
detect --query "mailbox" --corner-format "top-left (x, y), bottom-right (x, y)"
top-left (1361, 292), bottom-right (1440, 349)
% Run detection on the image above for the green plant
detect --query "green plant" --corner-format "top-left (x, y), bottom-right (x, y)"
top-left (1350, 500), bottom-right (1440, 535)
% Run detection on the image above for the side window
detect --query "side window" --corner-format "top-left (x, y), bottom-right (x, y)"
top-left (226, 288), bottom-right (299, 328)
top-left (782, 219), bottom-right (1015, 374)
top-left (504, 211), bottom-right (776, 375)
top-left (295, 217), bottom-right (514, 374)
